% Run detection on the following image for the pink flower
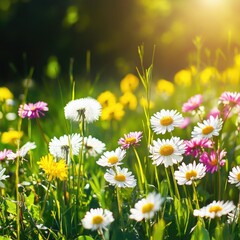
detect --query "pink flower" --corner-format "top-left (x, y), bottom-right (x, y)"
top-left (118, 131), bottom-right (143, 149)
top-left (18, 101), bottom-right (48, 119)
top-left (200, 149), bottom-right (226, 173)
top-left (207, 108), bottom-right (220, 119)
top-left (219, 92), bottom-right (240, 107)
top-left (185, 138), bottom-right (212, 158)
top-left (182, 94), bottom-right (203, 112)
top-left (0, 149), bottom-right (13, 161)
top-left (180, 117), bottom-right (191, 129)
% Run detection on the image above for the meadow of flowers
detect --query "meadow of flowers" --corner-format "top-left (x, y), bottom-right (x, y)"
top-left (0, 46), bottom-right (240, 240)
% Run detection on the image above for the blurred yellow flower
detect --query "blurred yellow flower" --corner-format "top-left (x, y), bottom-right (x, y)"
top-left (0, 87), bottom-right (13, 102)
top-left (174, 69), bottom-right (192, 87)
top-left (119, 92), bottom-right (137, 110)
top-left (199, 67), bottom-right (220, 85)
top-left (1, 130), bottom-right (23, 145)
top-left (101, 103), bottom-right (125, 121)
top-left (234, 54), bottom-right (240, 67)
top-left (221, 67), bottom-right (240, 85)
top-left (156, 79), bottom-right (175, 97)
top-left (120, 74), bottom-right (139, 93)
top-left (97, 91), bottom-right (116, 108)
top-left (140, 97), bottom-right (155, 109)
top-left (38, 154), bottom-right (68, 181)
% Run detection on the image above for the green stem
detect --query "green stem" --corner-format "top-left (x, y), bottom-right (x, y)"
top-left (40, 181), bottom-right (51, 219)
top-left (192, 182), bottom-right (200, 210)
top-left (165, 168), bottom-right (174, 198)
top-left (170, 166), bottom-right (180, 199)
top-left (15, 155), bottom-right (20, 240)
top-left (133, 147), bottom-right (146, 192)
top-left (35, 118), bottom-right (49, 145)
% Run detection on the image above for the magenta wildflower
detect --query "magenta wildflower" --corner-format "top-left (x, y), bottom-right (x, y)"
top-left (18, 101), bottom-right (48, 119)
top-left (118, 131), bottom-right (143, 149)
top-left (185, 138), bottom-right (212, 158)
top-left (182, 94), bottom-right (203, 112)
top-left (200, 149), bottom-right (226, 173)
top-left (0, 149), bottom-right (13, 161)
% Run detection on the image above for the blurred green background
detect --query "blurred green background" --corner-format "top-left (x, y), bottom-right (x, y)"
top-left (1, 0), bottom-right (240, 84)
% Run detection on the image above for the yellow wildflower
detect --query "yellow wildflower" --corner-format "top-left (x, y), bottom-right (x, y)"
top-left (140, 97), bottom-right (155, 109)
top-left (97, 91), bottom-right (116, 108)
top-left (101, 103), bottom-right (125, 121)
top-left (0, 87), bottom-right (13, 102)
top-left (119, 92), bottom-right (137, 110)
top-left (1, 130), bottom-right (23, 145)
top-left (156, 79), bottom-right (175, 97)
top-left (221, 67), bottom-right (240, 85)
top-left (120, 74), bottom-right (139, 93)
top-left (199, 67), bottom-right (220, 85)
top-left (174, 69), bottom-right (192, 87)
top-left (38, 154), bottom-right (68, 181)
top-left (234, 54), bottom-right (240, 67)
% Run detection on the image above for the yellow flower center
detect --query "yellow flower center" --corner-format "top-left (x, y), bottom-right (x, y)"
top-left (210, 159), bottom-right (218, 166)
top-left (160, 116), bottom-right (173, 126)
top-left (108, 156), bottom-right (119, 165)
top-left (160, 145), bottom-right (174, 156)
top-left (185, 170), bottom-right (197, 180)
top-left (237, 173), bottom-right (240, 181)
top-left (125, 137), bottom-right (136, 144)
top-left (202, 126), bottom-right (214, 135)
top-left (92, 215), bottom-right (104, 225)
top-left (209, 205), bottom-right (222, 213)
top-left (114, 173), bottom-right (126, 182)
top-left (142, 203), bottom-right (154, 213)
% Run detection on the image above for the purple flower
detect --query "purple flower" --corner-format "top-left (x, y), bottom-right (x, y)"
top-left (18, 101), bottom-right (48, 119)
top-left (118, 131), bottom-right (143, 149)
top-left (182, 94), bottom-right (203, 112)
top-left (185, 138), bottom-right (213, 158)
top-left (200, 149), bottom-right (226, 173)
top-left (0, 149), bottom-right (13, 161)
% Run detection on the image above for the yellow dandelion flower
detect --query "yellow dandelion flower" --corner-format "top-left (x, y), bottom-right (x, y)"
top-left (140, 97), bottom-right (155, 109)
top-left (120, 74), bottom-right (139, 93)
top-left (156, 79), bottom-right (175, 97)
top-left (119, 92), bottom-right (137, 110)
top-left (174, 69), bottom-right (192, 87)
top-left (221, 67), bottom-right (239, 85)
top-left (38, 154), bottom-right (68, 181)
top-left (0, 87), bottom-right (13, 102)
top-left (199, 67), bottom-right (220, 85)
top-left (101, 103), bottom-right (125, 121)
top-left (1, 130), bottom-right (23, 145)
top-left (97, 91), bottom-right (116, 108)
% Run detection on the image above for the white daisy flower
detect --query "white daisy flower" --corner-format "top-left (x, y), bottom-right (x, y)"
top-left (104, 166), bottom-right (136, 188)
top-left (174, 161), bottom-right (206, 185)
top-left (228, 166), bottom-right (240, 189)
top-left (193, 200), bottom-right (235, 219)
top-left (227, 206), bottom-right (240, 224)
top-left (83, 135), bottom-right (106, 157)
top-left (150, 109), bottom-right (184, 134)
top-left (64, 97), bottom-right (102, 123)
top-left (149, 137), bottom-right (186, 167)
top-left (96, 147), bottom-right (126, 167)
top-left (7, 142), bottom-right (36, 160)
top-left (0, 167), bottom-right (9, 187)
top-left (191, 116), bottom-right (223, 139)
top-left (81, 208), bottom-right (114, 231)
top-left (49, 133), bottom-right (82, 159)
top-left (129, 192), bottom-right (165, 221)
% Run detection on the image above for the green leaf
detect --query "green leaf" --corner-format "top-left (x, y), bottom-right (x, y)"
top-left (153, 219), bottom-right (166, 240)
top-left (191, 220), bottom-right (210, 240)
top-left (0, 237), bottom-right (12, 240)
top-left (6, 199), bottom-right (16, 215)
top-left (76, 236), bottom-right (94, 240)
